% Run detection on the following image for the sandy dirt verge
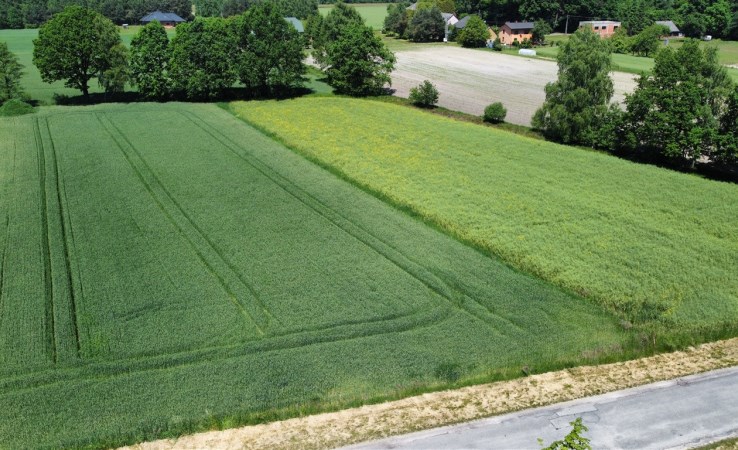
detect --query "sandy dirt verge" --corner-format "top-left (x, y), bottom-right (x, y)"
top-left (121, 337), bottom-right (738, 450)
top-left (390, 46), bottom-right (638, 126)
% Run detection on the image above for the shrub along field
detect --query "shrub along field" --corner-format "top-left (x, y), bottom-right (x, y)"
top-left (0, 102), bottom-right (628, 448)
top-left (231, 97), bottom-right (738, 336)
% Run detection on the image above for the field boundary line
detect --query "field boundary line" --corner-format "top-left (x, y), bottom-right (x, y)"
top-left (95, 113), bottom-right (271, 335)
top-left (42, 117), bottom-right (82, 362)
top-left (32, 117), bottom-right (56, 364)
top-left (0, 304), bottom-right (450, 394)
top-left (188, 110), bottom-right (526, 335)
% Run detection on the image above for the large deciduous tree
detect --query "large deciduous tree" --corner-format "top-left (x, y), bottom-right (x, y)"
top-left (620, 39), bottom-right (734, 166)
top-left (312, 2), bottom-right (365, 66)
top-left (33, 6), bottom-right (123, 97)
top-left (457, 15), bottom-right (489, 47)
top-left (407, 5), bottom-right (446, 42)
top-left (324, 21), bottom-right (395, 96)
top-left (233, 2), bottom-right (305, 94)
top-left (0, 42), bottom-right (25, 105)
top-left (532, 27), bottom-right (614, 146)
top-left (169, 17), bottom-right (238, 100)
top-left (130, 20), bottom-right (171, 99)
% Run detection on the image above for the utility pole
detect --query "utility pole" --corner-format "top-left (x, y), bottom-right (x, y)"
top-left (565, 15), bottom-right (569, 34)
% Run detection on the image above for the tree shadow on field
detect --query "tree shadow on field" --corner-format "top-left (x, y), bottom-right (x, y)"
top-left (51, 84), bottom-right (317, 106)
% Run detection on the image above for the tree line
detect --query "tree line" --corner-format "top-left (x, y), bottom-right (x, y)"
top-left (26, 3), bottom-right (394, 100)
top-left (3, 0), bottom-right (736, 40)
top-left (533, 27), bottom-right (738, 172)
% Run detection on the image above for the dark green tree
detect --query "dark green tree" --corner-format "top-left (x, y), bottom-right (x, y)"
top-left (629, 23), bottom-right (669, 57)
top-left (620, 40), bottom-right (734, 165)
top-left (130, 20), bottom-right (171, 99)
top-left (608, 26), bottom-right (631, 54)
top-left (716, 85), bottom-right (738, 165)
top-left (0, 42), bottom-right (25, 104)
top-left (169, 17), bottom-right (238, 100)
top-left (233, 2), bottom-right (305, 93)
top-left (33, 6), bottom-right (123, 97)
top-left (728, 10), bottom-right (738, 40)
top-left (457, 15), bottom-right (489, 47)
top-left (270, 0), bottom-right (318, 19)
top-left (312, 2), bottom-right (365, 66)
top-left (221, 0), bottom-right (250, 16)
top-left (324, 21), bottom-right (395, 96)
top-left (407, 5), bottom-right (446, 42)
top-left (98, 43), bottom-right (129, 94)
top-left (532, 27), bottom-right (614, 146)
top-left (531, 19), bottom-right (552, 45)
top-left (618, 0), bottom-right (651, 35)
top-left (383, 2), bottom-right (410, 37)
top-left (194, 0), bottom-right (223, 16)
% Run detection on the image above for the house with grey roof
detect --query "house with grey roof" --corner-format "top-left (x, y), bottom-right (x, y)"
top-left (656, 20), bottom-right (681, 36)
top-left (141, 11), bottom-right (186, 27)
top-left (500, 21), bottom-right (535, 45)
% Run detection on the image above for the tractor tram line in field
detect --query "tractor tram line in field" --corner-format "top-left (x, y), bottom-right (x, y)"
top-left (33, 117), bottom-right (81, 365)
top-left (183, 110), bottom-right (527, 338)
top-left (0, 103), bottom-right (632, 448)
top-left (96, 112), bottom-right (272, 335)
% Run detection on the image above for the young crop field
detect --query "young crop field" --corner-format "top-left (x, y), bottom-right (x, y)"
top-left (231, 97), bottom-right (738, 335)
top-left (0, 102), bottom-right (629, 448)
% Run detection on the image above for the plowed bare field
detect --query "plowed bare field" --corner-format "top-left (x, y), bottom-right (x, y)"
top-left (391, 46), bottom-right (639, 126)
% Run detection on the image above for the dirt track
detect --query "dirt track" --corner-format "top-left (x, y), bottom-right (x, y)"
top-left (391, 46), bottom-right (639, 126)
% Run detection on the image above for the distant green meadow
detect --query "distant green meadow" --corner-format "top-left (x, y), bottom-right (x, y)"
top-left (0, 102), bottom-right (628, 448)
top-left (232, 97), bottom-right (738, 336)
top-left (319, 3), bottom-right (389, 30)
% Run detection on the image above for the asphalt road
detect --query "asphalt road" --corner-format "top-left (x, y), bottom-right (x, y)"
top-left (343, 366), bottom-right (738, 450)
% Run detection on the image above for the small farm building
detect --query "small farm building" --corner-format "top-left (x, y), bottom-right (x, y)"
top-left (500, 21), bottom-right (534, 45)
top-left (577, 20), bottom-right (620, 38)
top-left (655, 20), bottom-right (681, 36)
top-left (454, 15), bottom-right (471, 29)
top-left (285, 17), bottom-right (304, 33)
top-left (141, 11), bottom-right (186, 27)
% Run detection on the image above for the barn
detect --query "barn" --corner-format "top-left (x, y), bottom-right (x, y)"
top-left (141, 11), bottom-right (186, 27)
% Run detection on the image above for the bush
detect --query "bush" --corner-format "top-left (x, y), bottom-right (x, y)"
top-left (0, 99), bottom-right (34, 116)
top-left (483, 102), bottom-right (506, 123)
top-left (409, 80), bottom-right (439, 107)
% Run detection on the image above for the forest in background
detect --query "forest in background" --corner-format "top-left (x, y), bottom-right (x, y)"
top-left (1, 0), bottom-right (736, 37)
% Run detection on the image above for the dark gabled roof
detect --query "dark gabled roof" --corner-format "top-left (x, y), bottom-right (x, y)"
top-left (504, 21), bottom-right (535, 30)
top-left (655, 20), bottom-right (679, 33)
top-left (141, 11), bottom-right (186, 23)
top-left (285, 17), bottom-right (304, 33)
top-left (454, 15), bottom-right (472, 29)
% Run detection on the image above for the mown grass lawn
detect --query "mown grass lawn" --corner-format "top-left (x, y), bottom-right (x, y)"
top-left (0, 102), bottom-right (628, 448)
top-left (231, 96), bottom-right (738, 336)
